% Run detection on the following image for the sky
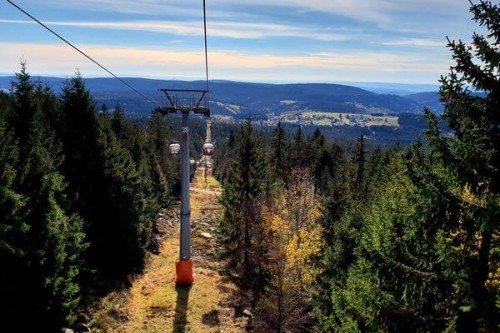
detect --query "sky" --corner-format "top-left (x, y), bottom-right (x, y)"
top-left (0, 0), bottom-right (484, 84)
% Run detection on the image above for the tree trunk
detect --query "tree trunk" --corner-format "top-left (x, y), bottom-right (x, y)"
top-left (243, 200), bottom-right (250, 278)
top-left (457, 229), bottom-right (493, 332)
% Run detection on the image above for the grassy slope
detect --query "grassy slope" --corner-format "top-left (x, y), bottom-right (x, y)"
top-left (89, 167), bottom-right (247, 332)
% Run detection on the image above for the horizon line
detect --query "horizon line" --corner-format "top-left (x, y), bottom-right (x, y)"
top-left (0, 73), bottom-right (440, 87)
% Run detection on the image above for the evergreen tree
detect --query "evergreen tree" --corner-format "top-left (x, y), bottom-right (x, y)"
top-left (111, 103), bottom-right (124, 133)
top-left (228, 129), bottom-right (236, 148)
top-left (308, 128), bottom-right (334, 191)
top-left (60, 75), bottom-right (155, 283)
top-left (315, 2), bottom-right (500, 331)
top-left (110, 103), bottom-right (142, 162)
top-left (59, 73), bottom-right (100, 204)
top-left (91, 119), bottom-right (154, 276)
top-left (319, 154), bottom-right (450, 332)
top-left (148, 110), bottom-right (169, 156)
top-left (0, 66), bottom-right (169, 331)
top-left (405, 1), bottom-right (500, 329)
top-left (366, 146), bottom-right (385, 193)
top-left (351, 135), bottom-right (367, 198)
top-left (219, 119), bottom-right (270, 281)
top-left (8, 62), bottom-right (34, 149)
top-left (292, 127), bottom-right (306, 169)
top-left (271, 122), bottom-right (287, 181)
top-left (147, 111), bottom-right (176, 188)
top-left (0, 129), bottom-right (29, 329)
top-left (0, 68), bottom-right (86, 331)
top-left (100, 103), bottom-right (108, 118)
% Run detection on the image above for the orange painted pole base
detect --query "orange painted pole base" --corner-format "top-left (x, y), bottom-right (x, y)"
top-left (175, 259), bottom-right (195, 285)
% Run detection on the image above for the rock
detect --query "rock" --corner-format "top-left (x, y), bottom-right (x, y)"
top-left (200, 232), bottom-right (213, 239)
top-left (74, 323), bottom-right (91, 333)
top-left (191, 219), bottom-right (200, 229)
top-left (243, 309), bottom-right (252, 317)
top-left (147, 237), bottom-right (161, 254)
top-left (119, 314), bottom-right (129, 322)
top-left (155, 220), bottom-right (170, 234)
top-left (61, 328), bottom-right (74, 333)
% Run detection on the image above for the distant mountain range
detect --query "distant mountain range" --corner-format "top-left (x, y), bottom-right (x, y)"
top-left (346, 82), bottom-right (440, 95)
top-left (0, 76), bottom-right (443, 117)
top-left (405, 92), bottom-right (444, 113)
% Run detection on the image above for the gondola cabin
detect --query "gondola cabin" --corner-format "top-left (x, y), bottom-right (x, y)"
top-left (169, 143), bottom-right (181, 155)
top-left (203, 143), bottom-right (214, 156)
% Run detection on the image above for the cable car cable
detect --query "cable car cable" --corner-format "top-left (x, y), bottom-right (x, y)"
top-left (5, 0), bottom-right (158, 106)
top-left (203, 0), bottom-right (210, 109)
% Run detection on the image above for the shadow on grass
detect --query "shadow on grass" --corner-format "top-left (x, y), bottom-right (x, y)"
top-left (202, 309), bottom-right (220, 327)
top-left (173, 284), bottom-right (192, 333)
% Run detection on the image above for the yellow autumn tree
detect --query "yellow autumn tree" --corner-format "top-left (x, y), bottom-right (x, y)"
top-left (255, 169), bottom-right (323, 332)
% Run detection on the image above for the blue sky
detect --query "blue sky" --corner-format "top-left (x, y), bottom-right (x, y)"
top-left (0, 0), bottom-right (482, 83)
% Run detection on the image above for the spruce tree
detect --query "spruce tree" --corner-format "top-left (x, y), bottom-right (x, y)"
top-left (315, 2), bottom-right (500, 331)
top-left (351, 135), bottom-right (367, 198)
top-left (219, 119), bottom-right (270, 281)
top-left (92, 119), bottom-right (154, 276)
top-left (111, 103), bottom-right (127, 140)
top-left (0, 129), bottom-right (29, 329)
top-left (271, 121), bottom-right (287, 181)
top-left (308, 128), bottom-right (334, 191)
top-left (0, 67), bottom-right (86, 331)
top-left (292, 127), bottom-right (306, 169)
top-left (59, 73), bottom-right (100, 204)
top-left (9, 62), bottom-right (34, 149)
top-left (406, 1), bottom-right (500, 329)
top-left (60, 75), bottom-right (154, 283)
top-left (147, 110), bottom-right (175, 187)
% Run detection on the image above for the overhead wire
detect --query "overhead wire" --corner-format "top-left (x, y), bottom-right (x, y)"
top-left (203, 0), bottom-right (210, 107)
top-left (5, 0), bottom-right (158, 106)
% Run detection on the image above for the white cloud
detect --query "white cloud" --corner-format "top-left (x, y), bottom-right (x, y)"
top-left (0, 42), bottom-right (449, 83)
top-left (24, 0), bottom-right (476, 48)
top-left (40, 0), bottom-right (388, 24)
top-left (381, 39), bottom-right (445, 48)
top-left (43, 0), bottom-right (468, 25)
top-left (41, 0), bottom-right (200, 17)
top-left (0, 19), bottom-right (350, 41)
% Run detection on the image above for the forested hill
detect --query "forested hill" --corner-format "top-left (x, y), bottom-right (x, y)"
top-left (0, 76), bottom-right (441, 117)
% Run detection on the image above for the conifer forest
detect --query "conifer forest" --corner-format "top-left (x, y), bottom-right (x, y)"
top-left (0, 1), bottom-right (499, 332)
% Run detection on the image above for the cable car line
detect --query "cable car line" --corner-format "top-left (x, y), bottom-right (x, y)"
top-left (203, 0), bottom-right (210, 98)
top-left (5, 0), bottom-right (157, 106)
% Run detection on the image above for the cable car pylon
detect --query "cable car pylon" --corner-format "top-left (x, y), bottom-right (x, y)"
top-left (155, 0), bottom-right (211, 285)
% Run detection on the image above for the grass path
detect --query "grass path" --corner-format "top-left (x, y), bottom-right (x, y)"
top-left (91, 167), bottom-right (248, 333)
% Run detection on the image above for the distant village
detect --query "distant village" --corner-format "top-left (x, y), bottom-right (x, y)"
top-left (259, 111), bottom-right (399, 128)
